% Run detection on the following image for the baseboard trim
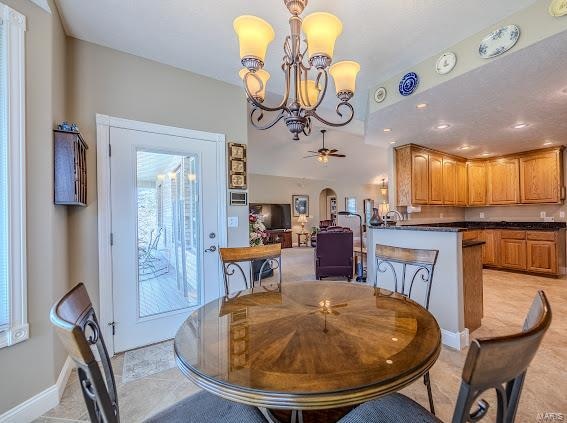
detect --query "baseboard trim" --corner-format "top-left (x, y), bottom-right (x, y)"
top-left (441, 328), bottom-right (469, 351)
top-left (0, 356), bottom-right (74, 423)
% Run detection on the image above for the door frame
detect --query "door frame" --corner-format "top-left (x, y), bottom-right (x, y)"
top-left (96, 114), bottom-right (228, 355)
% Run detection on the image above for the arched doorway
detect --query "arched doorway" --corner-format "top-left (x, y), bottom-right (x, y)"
top-left (319, 188), bottom-right (337, 224)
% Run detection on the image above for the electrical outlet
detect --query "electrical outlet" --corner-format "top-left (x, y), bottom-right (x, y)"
top-left (560, 211), bottom-right (565, 219)
top-left (439, 213), bottom-right (444, 218)
top-left (540, 211), bottom-right (546, 218)
top-left (227, 216), bottom-right (239, 228)
top-left (480, 212), bottom-right (485, 219)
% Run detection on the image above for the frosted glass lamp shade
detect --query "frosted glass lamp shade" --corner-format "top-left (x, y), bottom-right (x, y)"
top-left (302, 12), bottom-right (342, 63)
top-left (330, 61), bottom-right (360, 99)
top-left (299, 80), bottom-right (320, 107)
top-left (233, 15), bottom-right (275, 68)
top-left (239, 68), bottom-right (270, 102)
top-left (298, 214), bottom-right (308, 223)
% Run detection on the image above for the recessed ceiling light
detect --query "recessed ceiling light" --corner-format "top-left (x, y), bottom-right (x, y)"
top-left (436, 124), bottom-right (450, 130)
top-left (480, 152), bottom-right (492, 157)
top-left (513, 123), bottom-right (528, 129)
top-left (383, 128), bottom-right (392, 132)
top-left (543, 141), bottom-right (554, 146)
top-left (416, 103), bottom-right (428, 109)
top-left (389, 140), bottom-right (397, 144)
top-left (458, 145), bottom-right (472, 150)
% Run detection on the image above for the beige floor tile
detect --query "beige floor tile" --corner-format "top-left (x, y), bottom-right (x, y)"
top-left (42, 248), bottom-right (567, 422)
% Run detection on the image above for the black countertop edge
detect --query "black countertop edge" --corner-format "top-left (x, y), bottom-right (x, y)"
top-left (368, 221), bottom-right (566, 232)
top-left (369, 225), bottom-right (464, 232)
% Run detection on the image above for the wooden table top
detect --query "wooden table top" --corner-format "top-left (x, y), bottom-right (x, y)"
top-left (174, 281), bottom-right (441, 410)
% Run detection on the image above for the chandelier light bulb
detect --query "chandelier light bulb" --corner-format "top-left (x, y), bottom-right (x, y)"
top-left (233, 15), bottom-right (275, 70)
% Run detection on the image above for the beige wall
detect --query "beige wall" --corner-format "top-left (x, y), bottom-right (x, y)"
top-left (0, 0), bottom-right (69, 414)
top-left (65, 38), bottom-right (249, 314)
top-left (249, 173), bottom-right (381, 239)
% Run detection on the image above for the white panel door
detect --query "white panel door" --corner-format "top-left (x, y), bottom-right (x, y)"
top-left (110, 127), bottom-right (223, 352)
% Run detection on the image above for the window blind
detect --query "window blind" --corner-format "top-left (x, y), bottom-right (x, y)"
top-left (0, 18), bottom-right (9, 331)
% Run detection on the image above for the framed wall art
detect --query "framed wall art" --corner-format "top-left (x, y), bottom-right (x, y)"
top-left (228, 142), bottom-right (247, 190)
top-left (292, 195), bottom-right (309, 217)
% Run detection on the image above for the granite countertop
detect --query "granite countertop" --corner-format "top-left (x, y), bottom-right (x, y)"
top-left (369, 221), bottom-right (566, 232)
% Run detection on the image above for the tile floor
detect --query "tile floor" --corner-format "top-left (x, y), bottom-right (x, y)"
top-left (37, 247), bottom-right (567, 422)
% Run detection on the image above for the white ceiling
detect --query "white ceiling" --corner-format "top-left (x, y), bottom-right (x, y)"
top-left (248, 120), bottom-right (389, 184)
top-left (366, 30), bottom-right (567, 158)
top-left (54, 0), bottom-right (537, 118)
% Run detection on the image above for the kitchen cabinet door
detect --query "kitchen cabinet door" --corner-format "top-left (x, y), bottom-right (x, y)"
top-left (527, 240), bottom-right (557, 274)
top-left (488, 159), bottom-right (520, 205)
top-left (443, 158), bottom-right (457, 205)
top-left (520, 150), bottom-right (562, 204)
top-left (429, 153), bottom-right (444, 205)
top-left (500, 238), bottom-right (527, 270)
top-left (456, 161), bottom-right (467, 206)
top-left (467, 161), bottom-right (487, 206)
top-left (411, 150), bottom-right (429, 204)
top-left (481, 229), bottom-right (498, 265)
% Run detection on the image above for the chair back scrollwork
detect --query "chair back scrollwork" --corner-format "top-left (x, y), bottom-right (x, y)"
top-left (50, 283), bottom-right (120, 423)
top-left (374, 244), bottom-right (438, 310)
top-left (220, 244), bottom-right (282, 296)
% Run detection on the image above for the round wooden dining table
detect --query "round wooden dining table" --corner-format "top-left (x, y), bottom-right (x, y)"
top-left (174, 281), bottom-right (441, 419)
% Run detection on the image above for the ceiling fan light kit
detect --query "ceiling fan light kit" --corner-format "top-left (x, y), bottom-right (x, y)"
top-left (234, 0), bottom-right (360, 140)
top-left (304, 130), bottom-right (346, 163)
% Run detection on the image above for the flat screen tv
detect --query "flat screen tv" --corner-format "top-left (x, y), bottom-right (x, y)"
top-left (249, 203), bottom-right (291, 230)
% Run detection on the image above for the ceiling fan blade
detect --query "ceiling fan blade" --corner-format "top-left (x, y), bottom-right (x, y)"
top-left (307, 150), bottom-right (320, 154)
top-left (303, 155), bottom-right (320, 158)
top-left (329, 154), bottom-right (346, 157)
top-left (329, 149), bottom-right (338, 154)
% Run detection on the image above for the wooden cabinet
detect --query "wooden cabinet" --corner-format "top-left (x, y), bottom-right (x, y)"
top-left (487, 159), bottom-right (520, 205)
top-left (54, 130), bottom-right (88, 206)
top-left (499, 234), bottom-right (527, 270)
top-left (520, 150), bottom-right (563, 204)
top-left (456, 161), bottom-right (467, 206)
top-left (467, 161), bottom-right (487, 206)
top-left (412, 150), bottom-right (429, 204)
top-left (428, 154), bottom-right (444, 205)
top-left (395, 145), bottom-right (429, 206)
top-left (443, 158), bottom-right (457, 205)
top-left (526, 231), bottom-right (558, 274)
top-left (480, 230), bottom-right (498, 265)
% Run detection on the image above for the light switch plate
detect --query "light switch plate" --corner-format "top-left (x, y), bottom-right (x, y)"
top-left (560, 211), bottom-right (565, 219)
top-left (540, 211), bottom-right (546, 218)
top-left (227, 216), bottom-right (239, 228)
top-left (480, 212), bottom-right (485, 219)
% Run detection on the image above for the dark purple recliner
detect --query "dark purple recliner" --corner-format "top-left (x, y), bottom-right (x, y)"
top-left (315, 227), bottom-right (353, 281)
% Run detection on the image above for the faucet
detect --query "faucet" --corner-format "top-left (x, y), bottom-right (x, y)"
top-left (384, 210), bottom-right (404, 223)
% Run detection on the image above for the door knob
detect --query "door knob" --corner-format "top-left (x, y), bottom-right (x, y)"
top-left (204, 246), bottom-right (217, 253)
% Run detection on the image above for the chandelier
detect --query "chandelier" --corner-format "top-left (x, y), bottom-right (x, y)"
top-left (234, 0), bottom-right (360, 140)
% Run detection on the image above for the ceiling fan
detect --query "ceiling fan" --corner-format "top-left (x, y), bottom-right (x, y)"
top-left (303, 130), bottom-right (346, 163)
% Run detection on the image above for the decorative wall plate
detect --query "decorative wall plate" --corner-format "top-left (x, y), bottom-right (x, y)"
top-left (436, 52), bottom-right (457, 75)
top-left (549, 0), bottom-right (567, 16)
top-left (398, 72), bottom-right (420, 96)
top-left (374, 87), bottom-right (387, 103)
top-left (478, 24), bottom-right (520, 59)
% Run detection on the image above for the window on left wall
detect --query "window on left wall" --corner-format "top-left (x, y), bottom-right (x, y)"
top-left (0, 2), bottom-right (27, 349)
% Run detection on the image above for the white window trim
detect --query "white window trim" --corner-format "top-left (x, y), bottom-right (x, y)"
top-left (0, 3), bottom-right (27, 349)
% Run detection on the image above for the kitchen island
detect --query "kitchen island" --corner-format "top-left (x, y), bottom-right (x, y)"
top-left (367, 220), bottom-right (566, 350)
top-left (367, 225), bottom-right (471, 350)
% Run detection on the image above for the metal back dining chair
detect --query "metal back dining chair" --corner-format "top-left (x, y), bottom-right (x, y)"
top-left (374, 244), bottom-right (439, 311)
top-left (338, 290), bottom-right (552, 423)
top-left (50, 283), bottom-right (267, 423)
top-left (374, 244), bottom-right (439, 413)
top-left (220, 244), bottom-right (282, 296)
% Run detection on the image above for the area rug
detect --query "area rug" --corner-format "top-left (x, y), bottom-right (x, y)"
top-left (122, 340), bottom-right (176, 383)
